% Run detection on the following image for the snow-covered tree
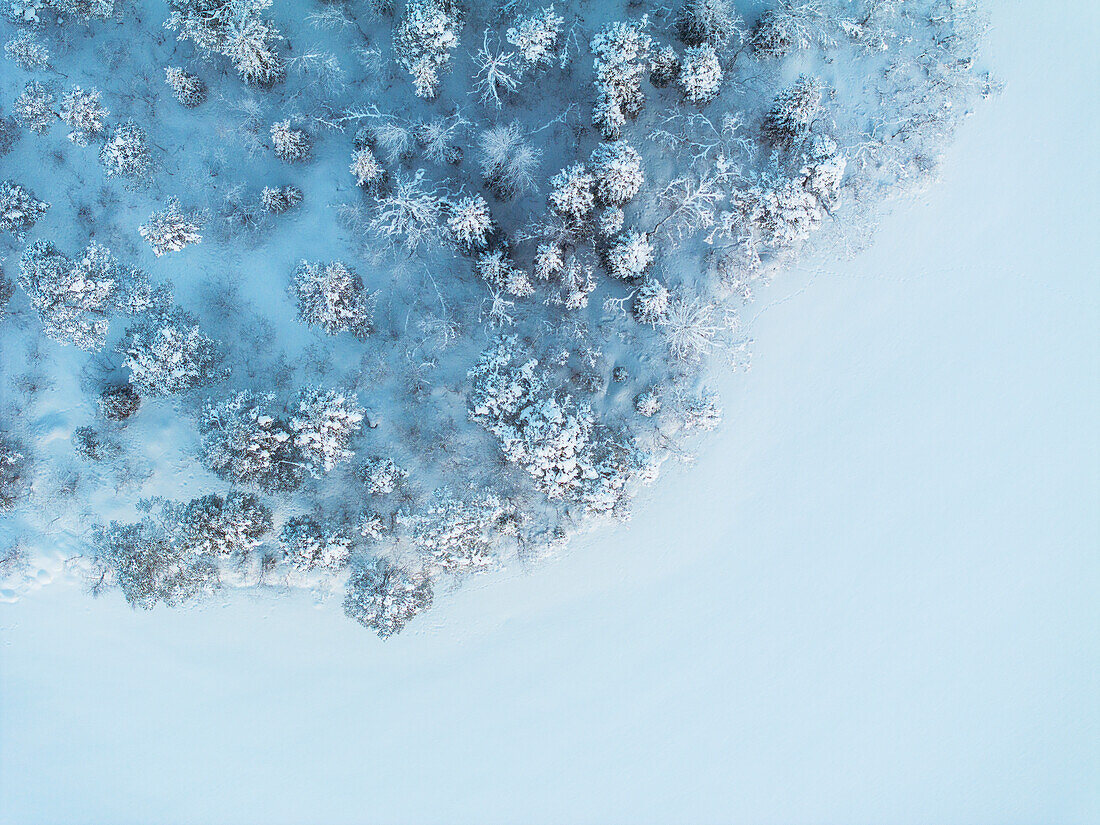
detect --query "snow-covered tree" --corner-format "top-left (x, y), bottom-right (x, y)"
top-left (0, 267), bottom-right (12, 321)
top-left (100, 121), bottom-right (152, 180)
top-left (472, 30), bottom-right (519, 108)
top-left (4, 30), bottom-right (49, 70)
top-left (260, 184), bottom-right (301, 214)
top-left (507, 5), bottom-right (563, 68)
top-left (634, 387), bottom-right (661, 416)
top-left (604, 229), bottom-right (654, 281)
top-left (18, 240), bottom-right (133, 350)
top-left (0, 434), bottom-right (28, 512)
top-left (349, 146), bottom-right (383, 188)
top-left (398, 486), bottom-right (511, 573)
top-left (360, 456), bottom-right (408, 495)
top-left (678, 43), bottom-right (722, 103)
top-left (169, 491), bottom-right (273, 558)
top-left (750, 1), bottom-right (828, 59)
top-left (799, 133), bottom-right (846, 207)
top-left (98, 383), bottom-right (141, 421)
top-left (548, 163), bottom-right (595, 225)
top-left (291, 259), bottom-right (376, 339)
top-left (533, 242), bottom-right (564, 280)
top-left (91, 518), bottom-right (219, 609)
top-left (368, 169), bottom-right (448, 253)
top-left (290, 386), bottom-right (364, 476)
top-left (446, 194), bottom-right (493, 251)
top-left (13, 80), bottom-right (54, 134)
top-left (200, 391), bottom-right (305, 492)
top-left (165, 0), bottom-right (284, 86)
top-left (676, 0), bottom-right (744, 51)
top-left (633, 277), bottom-right (670, 324)
top-left (478, 122), bottom-right (540, 199)
top-left (58, 86), bottom-right (107, 146)
top-left (343, 558), bottom-right (433, 638)
top-left (120, 306), bottom-right (223, 395)
top-left (597, 205), bottom-right (625, 237)
top-left (414, 113), bottom-right (467, 164)
top-left (279, 515), bottom-right (351, 571)
top-left (394, 0), bottom-right (462, 99)
top-left (164, 66), bottom-right (207, 107)
top-left (650, 45), bottom-right (679, 87)
top-left (590, 17), bottom-right (653, 139)
top-left (763, 74), bottom-right (825, 148)
top-left (555, 255), bottom-right (596, 310)
top-left (590, 141), bottom-right (644, 206)
top-left (681, 387), bottom-right (722, 431)
top-left (476, 249), bottom-right (533, 297)
top-left (270, 119), bottom-right (310, 162)
top-left (139, 198), bottom-right (204, 256)
top-left (0, 179), bottom-right (48, 239)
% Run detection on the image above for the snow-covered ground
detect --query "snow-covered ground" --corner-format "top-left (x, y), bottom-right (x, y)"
top-left (1, 1), bottom-right (1098, 822)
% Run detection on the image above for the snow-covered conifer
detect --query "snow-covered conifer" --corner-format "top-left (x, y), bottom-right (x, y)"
top-left (650, 45), bottom-right (679, 87)
top-left (590, 17), bottom-right (653, 139)
top-left (633, 277), bottom-right (670, 324)
top-left (605, 229), bottom-right (654, 281)
top-left (270, 119), bottom-right (310, 162)
top-left (0, 179), bottom-right (48, 239)
top-left (548, 163), bottom-right (595, 225)
top-left (750, 1), bottom-right (827, 59)
top-left (799, 133), bottom-right (846, 207)
top-left (13, 80), bottom-right (54, 134)
top-left (476, 249), bottom-right (533, 297)
top-left (18, 240), bottom-right (127, 350)
top-left (100, 121), bottom-right (152, 180)
top-left (279, 516), bottom-right (351, 571)
top-left (478, 122), bottom-right (540, 199)
top-left (171, 492), bottom-right (272, 558)
top-left (120, 306), bottom-right (223, 395)
top-left (5, 30), bottom-right (49, 70)
top-left (446, 194), bottom-right (493, 251)
top-left (399, 486), bottom-right (510, 573)
top-left (260, 184), bottom-right (301, 214)
top-left (344, 559), bottom-right (433, 638)
top-left (763, 75), bottom-right (825, 147)
top-left (394, 0), bottom-right (462, 99)
top-left (99, 384), bottom-right (141, 421)
top-left (200, 391), bottom-right (304, 492)
top-left (139, 198), bottom-right (204, 257)
top-left (507, 5), bottom-right (563, 68)
top-left (634, 388), bottom-right (661, 417)
top-left (291, 259), bottom-right (376, 339)
top-left (166, 0), bottom-right (284, 86)
top-left (533, 242), bottom-right (564, 281)
top-left (590, 141), bottom-right (644, 206)
top-left (557, 255), bottom-right (596, 310)
top-left (678, 43), bottom-right (722, 103)
top-left (360, 456), bottom-right (408, 495)
top-left (349, 146), bottom-right (383, 188)
top-left (58, 87), bottom-right (107, 145)
top-left (164, 66), bottom-right (207, 107)
top-left (291, 386), bottom-right (364, 476)
top-left (676, 0), bottom-right (743, 51)
top-left (597, 205), bottom-right (624, 237)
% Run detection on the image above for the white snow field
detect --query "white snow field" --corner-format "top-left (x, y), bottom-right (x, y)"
top-left (1, 0), bottom-right (1098, 823)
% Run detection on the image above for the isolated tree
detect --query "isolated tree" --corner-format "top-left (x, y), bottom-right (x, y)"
top-left (99, 384), bottom-right (141, 421)
top-left (349, 146), bottom-right (383, 188)
top-left (291, 260), bottom-right (376, 339)
top-left (507, 5), bottom-right (563, 68)
top-left (604, 229), bottom-right (654, 281)
top-left (139, 198), bottom-right (204, 256)
top-left (344, 559), bottom-right (433, 638)
top-left (260, 185), bottom-right (301, 214)
top-left (360, 456), bottom-right (408, 495)
top-left (100, 121), bottom-right (152, 180)
top-left (633, 277), bottom-right (670, 324)
top-left (165, 66), bottom-right (207, 107)
top-left (5, 31), bottom-right (50, 70)
top-left (270, 120), bottom-right (310, 162)
top-left (13, 80), bottom-right (54, 134)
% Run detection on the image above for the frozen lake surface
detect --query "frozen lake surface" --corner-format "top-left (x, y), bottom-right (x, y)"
top-left (2, 1), bottom-right (1098, 822)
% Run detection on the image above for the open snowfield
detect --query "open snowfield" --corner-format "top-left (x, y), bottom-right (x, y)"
top-left (1, 0), bottom-right (1098, 823)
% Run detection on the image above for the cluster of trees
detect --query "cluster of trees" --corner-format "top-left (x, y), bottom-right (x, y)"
top-left (0, 0), bottom-right (993, 636)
